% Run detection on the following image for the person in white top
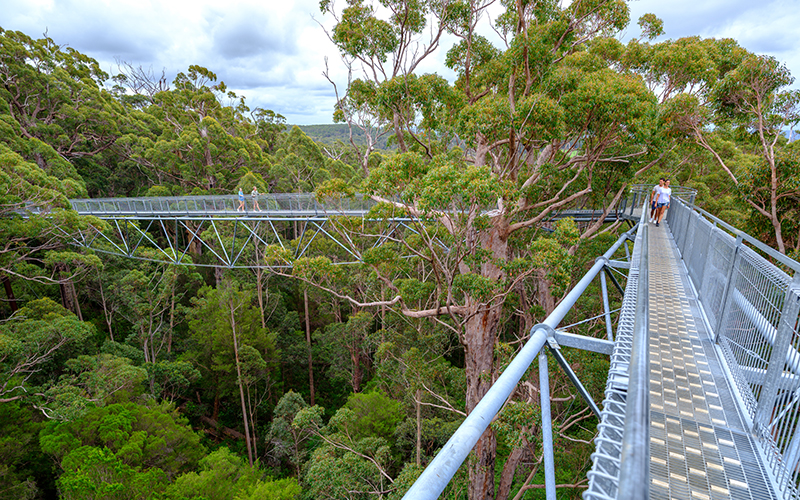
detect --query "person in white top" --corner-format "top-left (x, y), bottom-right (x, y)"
top-left (650, 178), bottom-right (664, 223)
top-left (654, 179), bottom-right (671, 227)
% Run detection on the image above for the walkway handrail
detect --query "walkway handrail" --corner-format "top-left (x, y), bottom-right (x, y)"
top-left (616, 215), bottom-right (650, 499)
top-left (402, 222), bottom-right (639, 499)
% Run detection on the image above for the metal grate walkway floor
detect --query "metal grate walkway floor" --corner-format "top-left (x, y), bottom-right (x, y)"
top-left (648, 222), bottom-right (776, 499)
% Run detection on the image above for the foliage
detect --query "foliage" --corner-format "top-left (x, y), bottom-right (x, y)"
top-left (166, 447), bottom-right (301, 500)
top-left (0, 298), bottom-right (94, 407)
top-left (39, 401), bottom-right (206, 479)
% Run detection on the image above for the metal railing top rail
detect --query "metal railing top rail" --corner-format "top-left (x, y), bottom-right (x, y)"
top-left (69, 193), bottom-right (635, 220)
top-left (402, 222), bottom-right (640, 500)
top-left (628, 183), bottom-right (698, 202)
top-left (616, 211), bottom-right (650, 500)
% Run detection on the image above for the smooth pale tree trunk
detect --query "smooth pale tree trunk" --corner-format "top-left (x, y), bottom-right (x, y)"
top-left (230, 305), bottom-right (254, 467)
top-left (304, 289), bottom-right (316, 406)
top-left (98, 275), bottom-right (114, 341)
top-left (416, 388), bottom-right (422, 466)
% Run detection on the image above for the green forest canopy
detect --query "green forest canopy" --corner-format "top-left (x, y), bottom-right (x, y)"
top-left (1, 2), bottom-right (799, 498)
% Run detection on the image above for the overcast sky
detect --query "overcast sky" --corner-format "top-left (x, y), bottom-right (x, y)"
top-left (2, 0), bottom-right (798, 125)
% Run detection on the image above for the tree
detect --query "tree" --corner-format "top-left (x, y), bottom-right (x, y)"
top-left (293, 403), bottom-right (397, 498)
top-left (629, 35), bottom-right (800, 254)
top-left (118, 65), bottom-right (273, 192)
top-left (0, 298), bottom-right (94, 407)
top-left (266, 390), bottom-right (314, 476)
top-left (319, 0), bottom-right (467, 168)
top-left (166, 447), bottom-right (301, 500)
top-left (315, 310), bottom-right (374, 393)
top-left (39, 402), bottom-right (206, 486)
top-left (312, 2), bottom-right (656, 498)
top-left (186, 281), bottom-right (278, 464)
top-left (705, 55), bottom-right (799, 254)
top-left (114, 255), bottom-right (202, 364)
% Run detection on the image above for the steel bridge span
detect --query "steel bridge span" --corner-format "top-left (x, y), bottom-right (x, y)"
top-left (67, 191), bottom-right (649, 268)
top-left (64, 188), bottom-right (800, 499)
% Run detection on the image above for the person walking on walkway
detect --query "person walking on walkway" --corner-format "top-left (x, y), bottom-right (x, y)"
top-left (237, 187), bottom-right (245, 211)
top-left (650, 178), bottom-right (664, 223)
top-left (251, 186), bottom-right (261, 211)
top-left (655, 179), bottom-right (671, 227)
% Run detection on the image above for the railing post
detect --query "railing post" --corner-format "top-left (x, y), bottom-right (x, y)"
top-left (714, 233), bottom-right (744, 343)
top-left (679, 198), bottom-right (694, 256)
top-left (539, 348), bottom-right (557, 500)
top-left (598, 258), bottom-right (615, 342)
top-left (754, 273), bottom-right (800, 431)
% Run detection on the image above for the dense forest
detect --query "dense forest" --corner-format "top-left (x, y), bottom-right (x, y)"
top-left (1, 0), bottom-right (799, 499)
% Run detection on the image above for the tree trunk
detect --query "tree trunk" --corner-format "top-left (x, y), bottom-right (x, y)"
top-left (465, 223), bottom-right (508, 500)
top-left (351, 351), bottom-right (363, 393)
top-left (168, 285), bottom-right (175, 354)
top-left (497, 444), bottom-right (527, 500)
top-left (465, 306), bottom-right (502, 500)
top-left (58, 265), bottom-right (83, 320)
top-left (393, 111), bottom-right (408, 153)
top-left (98, 275), bottom-right (114, 341)
top-left (304, 289), bottom-right (316, 406)
top-left (416, 388), bottom-right (422, 466)
top-left (230, 304), bottom-right (254, 467)
top-left (2, 275), bottom-right (19, 313)
top-left (256, 243), bottom-right (267, 329)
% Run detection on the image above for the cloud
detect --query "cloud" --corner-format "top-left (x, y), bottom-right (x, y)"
top-left (3, 0), bottom-right (798, 124)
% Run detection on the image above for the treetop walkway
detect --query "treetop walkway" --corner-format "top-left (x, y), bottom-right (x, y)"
top-left (66, 190), bottom-right (654, 268)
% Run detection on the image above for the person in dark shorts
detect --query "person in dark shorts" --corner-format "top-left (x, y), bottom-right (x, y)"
top-left (650, 178), bottom-right (664, 223)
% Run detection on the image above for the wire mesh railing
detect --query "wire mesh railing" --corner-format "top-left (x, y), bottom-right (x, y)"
top-left (667, 198), bottom-right (800, 499)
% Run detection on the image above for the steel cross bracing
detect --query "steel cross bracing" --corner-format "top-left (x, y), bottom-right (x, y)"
top-left (65, 193), bottom-right (636, 268)
top-left (65, 214), bottom-right (425, 269)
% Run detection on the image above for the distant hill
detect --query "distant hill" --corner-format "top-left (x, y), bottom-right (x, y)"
top-left (294, 124), bottom-right (392, 150)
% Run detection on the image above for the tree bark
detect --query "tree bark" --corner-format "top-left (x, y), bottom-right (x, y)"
top-left (304, 289), bottom-right (316, 406)
top-left (465, 306), bottom-right (502, 500)
top-left (465, 222), bottom-right (509, 500)
top-left (230, 304), bottom-right (254, 467)
top-left (416, 388), bottom-right (422, 466)
top-left (2, 275), bottom-right (19, 313)
top-left (497, 444), bottom-right (527, 500)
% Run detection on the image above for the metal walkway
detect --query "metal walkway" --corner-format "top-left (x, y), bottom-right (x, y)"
top-left (647, 222), bottom-right (775, 499)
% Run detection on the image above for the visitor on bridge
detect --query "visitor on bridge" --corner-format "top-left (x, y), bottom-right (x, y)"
top-left (654, 179), bottom-right (671, 227)
top-left (251, 186), bottom-right (261, 211)
top-left (650, 178), bottom-right (664, 223)
top-left (237, 187), bottom-right (245, 211)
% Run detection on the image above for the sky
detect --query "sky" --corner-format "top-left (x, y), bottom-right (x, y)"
top-left (2, 0), bottom-right (799, 125)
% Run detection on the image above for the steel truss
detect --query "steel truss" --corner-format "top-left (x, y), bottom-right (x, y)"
top-left (66, 214), bottom-right (427, 269)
